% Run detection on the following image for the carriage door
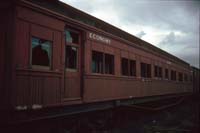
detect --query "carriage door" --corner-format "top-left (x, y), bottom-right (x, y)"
top-left (64, 28), bottom-right (81, 100)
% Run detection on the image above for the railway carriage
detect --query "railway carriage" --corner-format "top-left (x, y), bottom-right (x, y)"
top-left (0, 0), bottom-right (194, 123)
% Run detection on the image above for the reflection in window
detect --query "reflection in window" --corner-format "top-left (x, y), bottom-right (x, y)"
top-left (105, 54), bottom-right (114, 74)
top-left (92, 51), bottom-right (103, 73)
top-left (65, 46), bottom-right (77, 69)
top-left (121, 58), bottom-right (129, 76)
top-left (65, 30), bottom-right (79, 44)
top-left (31, 37), bottom-right (51, 67)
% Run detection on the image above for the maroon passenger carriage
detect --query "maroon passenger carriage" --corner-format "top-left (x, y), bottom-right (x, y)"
top-left (0, 0), bottom-right (194, 124)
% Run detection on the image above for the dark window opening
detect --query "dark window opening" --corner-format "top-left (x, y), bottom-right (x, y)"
top-left (92, 51), bottom-right (103, 73)
top-left (190, 75), bottom-right (192, 82)
top-left (105, 54), bottom-right (114, 74)
top-left (165, 69), bottom-right (169, 79)
top-left (171, 70), bottom-right (176, 81)
top-left (141, 63), bottom-right (146, 78)
top-left (130, 60), bottom-right (136, 76)
top-left (31, 37), bottom-right (51, 67)
top-left (154, 66), bottom-right (158, 77)
top-left (65, 46), bottom-right (78, 69)
top-left (184, 74), bottom-right (188, 82)
top-left (141, 63), bottom-right (151, 78)
top-left (154, 65), bottom-right (162, 78)
top-left (121, 58), bottom-right (129, 76)
top-left (158, 67), bottom-right (162, 78)
top-left (65, 30), bottom-right (79, 44)
top-left (178, 72), bottom-right (183, 82)
top-left (147, 64), bottom-right (151, 78)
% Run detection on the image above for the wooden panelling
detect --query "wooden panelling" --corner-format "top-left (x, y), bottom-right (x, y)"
top-left (121, 50), bottom-right (129, 58)
top-left (52, 31), bottom-right (62, 71)
top-left (84, 74), bottom-right (191, 103)
top-left (104, 45), bottom-right (115, 54)
top-left (16, 6), bottom-right (65, 32)
top-left (15, 70), bottom-right (61, 108)
top-left (0, 31), bottom-right (5, 109)
top-left (64, 77), bottom-right (80, 98)
top-left (31, 24), bottom-right (53, 40)
top-left (15, 19), bottom-right (30, 68)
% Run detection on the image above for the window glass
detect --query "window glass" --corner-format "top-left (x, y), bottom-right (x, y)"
top-left (92, 51), bottom-right (103, 73)
top-left (32, 37), bottom-right (51, 67)
top-left (178, 72), bottom-right (183, 81)
top-left (154, 65), bottom-right (162, 78)
top-left (158, 67), bottom-right (162, 78)
top-left (184, 74), bottom-right (188, 82)
top-left (65, 30), bottom-right (79, 44)
top-left (65, 46), bottom-right (77, 69)
top-left (154, 66), bottom-right (158, 77)
top-left (105, 54), bottom-right (114, 74)
top-left (130, 60), bottom-right (136, 76)
top-left (174, 71), bottom-right (177, 80)
top-left (165, 69), bottom-right (169, 79)
top-left (171, 70), bottom-right (176, 81)
top-left (141, 63), bottom-right (151, 78)
top-left (121, 58), bottom-right (129, 76)
top-left (171, 70), bottom-right (173, 80)
top-left (147, 64), bottom-right (151, 78)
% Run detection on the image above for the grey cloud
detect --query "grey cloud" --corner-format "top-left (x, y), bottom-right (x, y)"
top-left (60, 0), bottom-right (199, 68)
top-left (159, 32), bottom-right (175, 46)
top-left (136, 31), bottom-right (146, 38)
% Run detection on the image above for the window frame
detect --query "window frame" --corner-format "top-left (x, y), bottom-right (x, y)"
top-left (154, 65), bottom-right (162, 78)
top-left (65, 45), bottom-right (79, 71)
top-left (141, 62), bottom-right (151, 78)
top-left (171, 70), bottom-right (177, 81)
top-left (65, 29), bottom-right (80, 45)
top-left (178, 72), bottom-right (183, 82)
top-left (65, 29), bottom-right (80, 72)
top-left (184, 73), bottom-right (188, 82)
top-left (129, 59), bottom-right (136, 77)
top-left (92, 51), bottom-right (104, 74)
top-left (91, 50), bottom-right (115, 75)
top-left (30, 36), bottom-right (52, 70)
top-left (121, 58), bottom-right (129, 76)
top-left (104, 53), bottom-right (115, 75)
top-left (165, 68), bottom-right (169, 79)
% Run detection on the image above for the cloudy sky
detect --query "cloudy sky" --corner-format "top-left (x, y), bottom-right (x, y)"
top-left (60, 0), bottom-right (200, 68)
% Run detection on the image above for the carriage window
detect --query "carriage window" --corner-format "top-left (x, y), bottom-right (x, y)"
top-left (154, 66), bottom-right (158, 77)
top-left (92, 51), bottom-right (103, 73)
top-left (184, 74), bottom-right (188, 82)
top-left (65, 30), bottom-right (79, 44)
top-left (141, 63), bottom-right (146, 78)
top-left (154, 65), bottom-right (162, 78)
top-left (141, 63), bottom-right (151, 78)
top-left (130, 60), bottom-right (136, 76)
top-left (165, 69), bottom-right (169, 79)
top-left (190, 75), bottom-right (192, 82)
top-left (171, 70), bottom-right (176, 81)
top-left (31, 37), bottom-right (52, 67)
top-left (105, 54), bottom-right (114, 74)
top-left (121, 58), bottom-right (129, 76)
top-left (65, 46), bottom-right (77, 70)
top-left (147, 64), bottom-right (151, 78)
top-left (178, 72), bottom-right (183, 82)
top-left (158, 67), bottom-right (162, 78)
